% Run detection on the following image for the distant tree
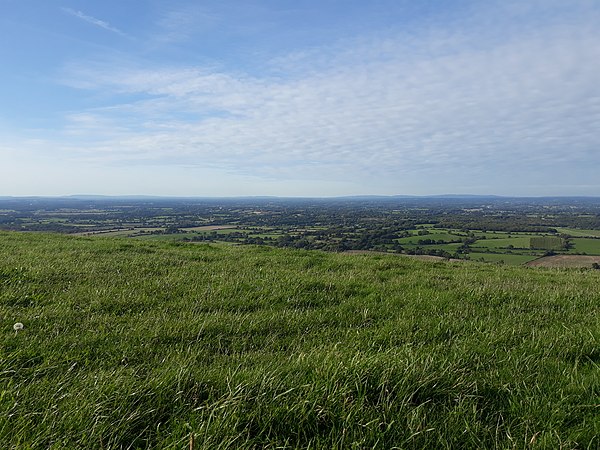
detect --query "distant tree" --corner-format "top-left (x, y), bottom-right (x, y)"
top-left (562, 238), bottom-right (574, 250)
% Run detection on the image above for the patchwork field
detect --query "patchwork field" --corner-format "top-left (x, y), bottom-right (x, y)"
top-left (66, 222), bottom-right (600, 267)
top-left (396, 231), bottom-right (461, 245)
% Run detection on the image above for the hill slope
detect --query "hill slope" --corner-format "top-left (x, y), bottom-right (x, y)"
top-left (0, 232), bottom-right (598, 448)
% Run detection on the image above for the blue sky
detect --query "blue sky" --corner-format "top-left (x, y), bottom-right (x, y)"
top-left (1, 0), bottom-right (599, 196)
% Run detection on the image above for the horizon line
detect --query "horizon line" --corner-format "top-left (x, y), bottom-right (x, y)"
top-left (2, 194), bottom-right (600, 200)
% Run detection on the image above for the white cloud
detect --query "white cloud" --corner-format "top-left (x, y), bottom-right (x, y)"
top-left (62, 7), bottom-right (126, 37)
top-left (155, 6), bottom-right (218, 44)
top-left (24, 2), bottom-right (600, 194)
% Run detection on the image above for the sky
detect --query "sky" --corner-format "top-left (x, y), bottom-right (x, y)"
top-left (1, 0), bottom-right (599, 197)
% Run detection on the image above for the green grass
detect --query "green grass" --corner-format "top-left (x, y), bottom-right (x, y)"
top-left (530, 236), bottom-right (564, 251)
top-left (471, 231), bottom-right (513, 239)
top-left (467, 252), bottom-right (539, 265)
top-left (471, 236), bottom-right (535, 250)
top-left (569, 238), bottom-right (600, 255)
top-left (556, 228), bottom-right (600, 238)
top-left (0, 232), bottom-right (599, 449)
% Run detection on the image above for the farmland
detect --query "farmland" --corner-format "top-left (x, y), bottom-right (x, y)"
top-left (1, 196), bottom-right (600, 266)
top-left (0, 231), bottom-right (599, 448)
top-left (568, 238), bottom-right (600, 255)
top-left (526, 254), bottom-right (600, 268)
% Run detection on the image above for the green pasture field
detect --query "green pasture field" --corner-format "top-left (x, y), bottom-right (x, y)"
top-left (470, 236), bottom-right (535, 250)
top-left (557, 228), bottom-right (600, 237)
top-left (471, 231), bottom-right (513, 239)
top-left (0, 231), bottom-right (598, 449)
top-left (467, 252), bottom-right (539, 265)
top-left (569, 238), bottom-right (600, 255)
top-left (530, 236), bottom-right (564, 251)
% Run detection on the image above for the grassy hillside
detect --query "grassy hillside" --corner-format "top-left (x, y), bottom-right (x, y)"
top-left (0, 232), bottom-right (598, 449)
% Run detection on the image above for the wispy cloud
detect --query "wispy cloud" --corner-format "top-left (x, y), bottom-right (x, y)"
top-left (33, 1), bottom-right (600, 194)
top-left (62, 7), bottom-right (126, 37)
top-left (155, 6), bottom-right (218, 44)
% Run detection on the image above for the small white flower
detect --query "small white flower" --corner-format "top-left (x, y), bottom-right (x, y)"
top-left (13, 322), bottom-right (24, 332)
